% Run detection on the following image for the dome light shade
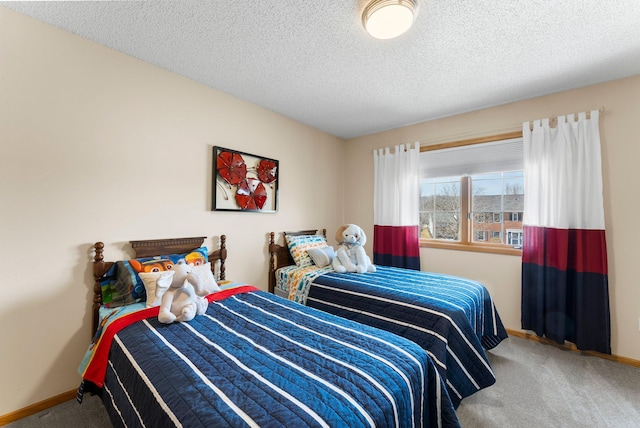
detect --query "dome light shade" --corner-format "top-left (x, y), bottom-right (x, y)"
top-left (362, 0), bottom-right (419, 40)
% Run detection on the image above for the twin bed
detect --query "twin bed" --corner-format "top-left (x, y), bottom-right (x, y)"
top-left (268, 229), bottom-right (508, 408)
top-left (80, 235), bottom-right (460, 427)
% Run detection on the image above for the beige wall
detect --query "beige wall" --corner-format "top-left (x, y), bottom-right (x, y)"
top-left (345, 75), bottom-right (640, 364)
top-left (0, 8), bottom-right (345, 415)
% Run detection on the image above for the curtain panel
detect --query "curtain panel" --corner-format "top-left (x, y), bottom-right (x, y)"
top-left (373, 142), bottom-right (420, 270)
top-left (521, 110), bottom-right (610, 354)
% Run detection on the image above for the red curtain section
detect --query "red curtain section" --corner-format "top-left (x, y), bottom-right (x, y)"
top-left (522, 226), bottom-right (608, 274)
top-left (373, 225), bottom-right (420, 270)
top-left (521, 225), bottom-right (611, 354)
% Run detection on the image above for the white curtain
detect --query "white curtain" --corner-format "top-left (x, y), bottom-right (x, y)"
top-left (373, 142), bottom-right (420, 269)
top-left (373, 142), bottom-right (420, 226)
top-left (523, 111), bottom-right (605, 230)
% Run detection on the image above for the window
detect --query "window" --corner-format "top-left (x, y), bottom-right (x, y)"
top-left (470, 171), bottom-right (524, 245)
top-left (419, 133), bottom-right (524, 255)
top-left (419, 177), bottom-right (461, 240)
top-left (507, 229), bottom-right (523, 247)
top-left (507, 212), bottom-right (522, 222)
top-left (475, 230), bottom-right (488, 241)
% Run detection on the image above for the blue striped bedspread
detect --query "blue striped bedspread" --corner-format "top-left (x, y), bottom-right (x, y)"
top-left (279, 265), bottom-right (508, 407)
top-left (99, 289), bottom-right (460, 427)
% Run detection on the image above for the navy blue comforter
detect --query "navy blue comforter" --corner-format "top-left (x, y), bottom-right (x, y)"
top-left (101, 290), bottom-right (459, 427)
top-left (305, 266), bottom-right (508, 407)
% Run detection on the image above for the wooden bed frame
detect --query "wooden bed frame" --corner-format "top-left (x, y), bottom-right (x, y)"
top-left (267, 229), bottom-right (325, 294)
top-left (92, 236), bottom-right (227, 334)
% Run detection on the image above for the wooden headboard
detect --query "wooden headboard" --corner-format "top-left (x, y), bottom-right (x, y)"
top-left (268, 229), bottom-right (326, 294)
top-left (91, 236), bottom-right (227, 334)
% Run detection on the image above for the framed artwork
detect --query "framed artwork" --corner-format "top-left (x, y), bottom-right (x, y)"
top-left (212, 146), bottom-right (279, 213)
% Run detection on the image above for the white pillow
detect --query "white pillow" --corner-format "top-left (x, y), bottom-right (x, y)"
top-left (191, 262), bottom-right (221, 296)
top-left (307, 246), bottom-right (335, 268)
top-left (138, 270), bottom-right (175, 308)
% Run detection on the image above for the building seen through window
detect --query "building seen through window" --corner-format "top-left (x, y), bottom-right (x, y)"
top-left (419, 135), bottom-right (524, 249)
top-left (470, 171), bottom-right (523, 246)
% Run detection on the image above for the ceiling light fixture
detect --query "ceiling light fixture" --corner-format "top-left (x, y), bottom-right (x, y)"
top-left (361, 0), bottom-right (419, 40)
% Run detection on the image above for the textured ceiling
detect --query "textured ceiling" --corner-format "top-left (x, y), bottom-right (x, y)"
top-left (3, 1), bottom-right (640, 139)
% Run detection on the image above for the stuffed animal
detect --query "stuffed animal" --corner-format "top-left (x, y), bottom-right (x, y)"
top-left (157, 261), bottom-right (208, 324)
top-left (332, 224), bottom-right (376, 274)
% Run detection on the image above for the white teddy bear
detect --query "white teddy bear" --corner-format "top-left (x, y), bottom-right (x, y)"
top-left (332, 224), bottom-right (376, 274)
top-left (157, 261), bottom-right (208, 324)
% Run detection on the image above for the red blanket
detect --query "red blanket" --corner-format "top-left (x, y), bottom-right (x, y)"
top-left (82, 285), bottom-right (259, 387)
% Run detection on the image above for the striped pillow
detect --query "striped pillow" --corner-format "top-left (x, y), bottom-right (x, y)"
top-left (285, 235), bottom-right (328, 267)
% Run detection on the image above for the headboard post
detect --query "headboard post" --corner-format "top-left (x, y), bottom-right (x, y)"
top-left (218, 235), bottom-right (227, 281)
top-left (92, 242), bottom-right (114, 335)
top-left (268, 232), bottom-right (277, 293)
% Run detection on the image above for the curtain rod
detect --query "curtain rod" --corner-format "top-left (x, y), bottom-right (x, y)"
top-left (412, 107), bottom-right (606, 151)
top-left (532, 107), bottom-right (605, 126)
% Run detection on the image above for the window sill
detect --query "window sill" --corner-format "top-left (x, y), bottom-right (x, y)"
top-left (420, 239), bottom-right (522, 256)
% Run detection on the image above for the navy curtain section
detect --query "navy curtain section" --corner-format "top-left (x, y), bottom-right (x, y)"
top-left (373, 225), bottom-right (420, 270)
top-left (521, 225), bottom-right (610, 354)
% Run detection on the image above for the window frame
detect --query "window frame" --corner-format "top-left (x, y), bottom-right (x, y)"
top-left (506, 229), bottom-right (523, 247)
top-left (419, 131), bottom-right (523, 256)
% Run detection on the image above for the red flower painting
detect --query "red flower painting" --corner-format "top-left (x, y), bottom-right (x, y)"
top-left (235, 178), bottom-right (268, 210)
top-left (217, 151), bottom-right (247, 185)
top-left (214, 147), bottom-right (278, 212)
top-left (256, 159), bottom-right (277, 184)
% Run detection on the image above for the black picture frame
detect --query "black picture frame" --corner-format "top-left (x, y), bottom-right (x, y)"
top-left (212, 146), bottom-right (279, 213)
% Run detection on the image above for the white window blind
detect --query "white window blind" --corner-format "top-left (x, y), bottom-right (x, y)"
top-left (420, 137), bottom-right (523, 179)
